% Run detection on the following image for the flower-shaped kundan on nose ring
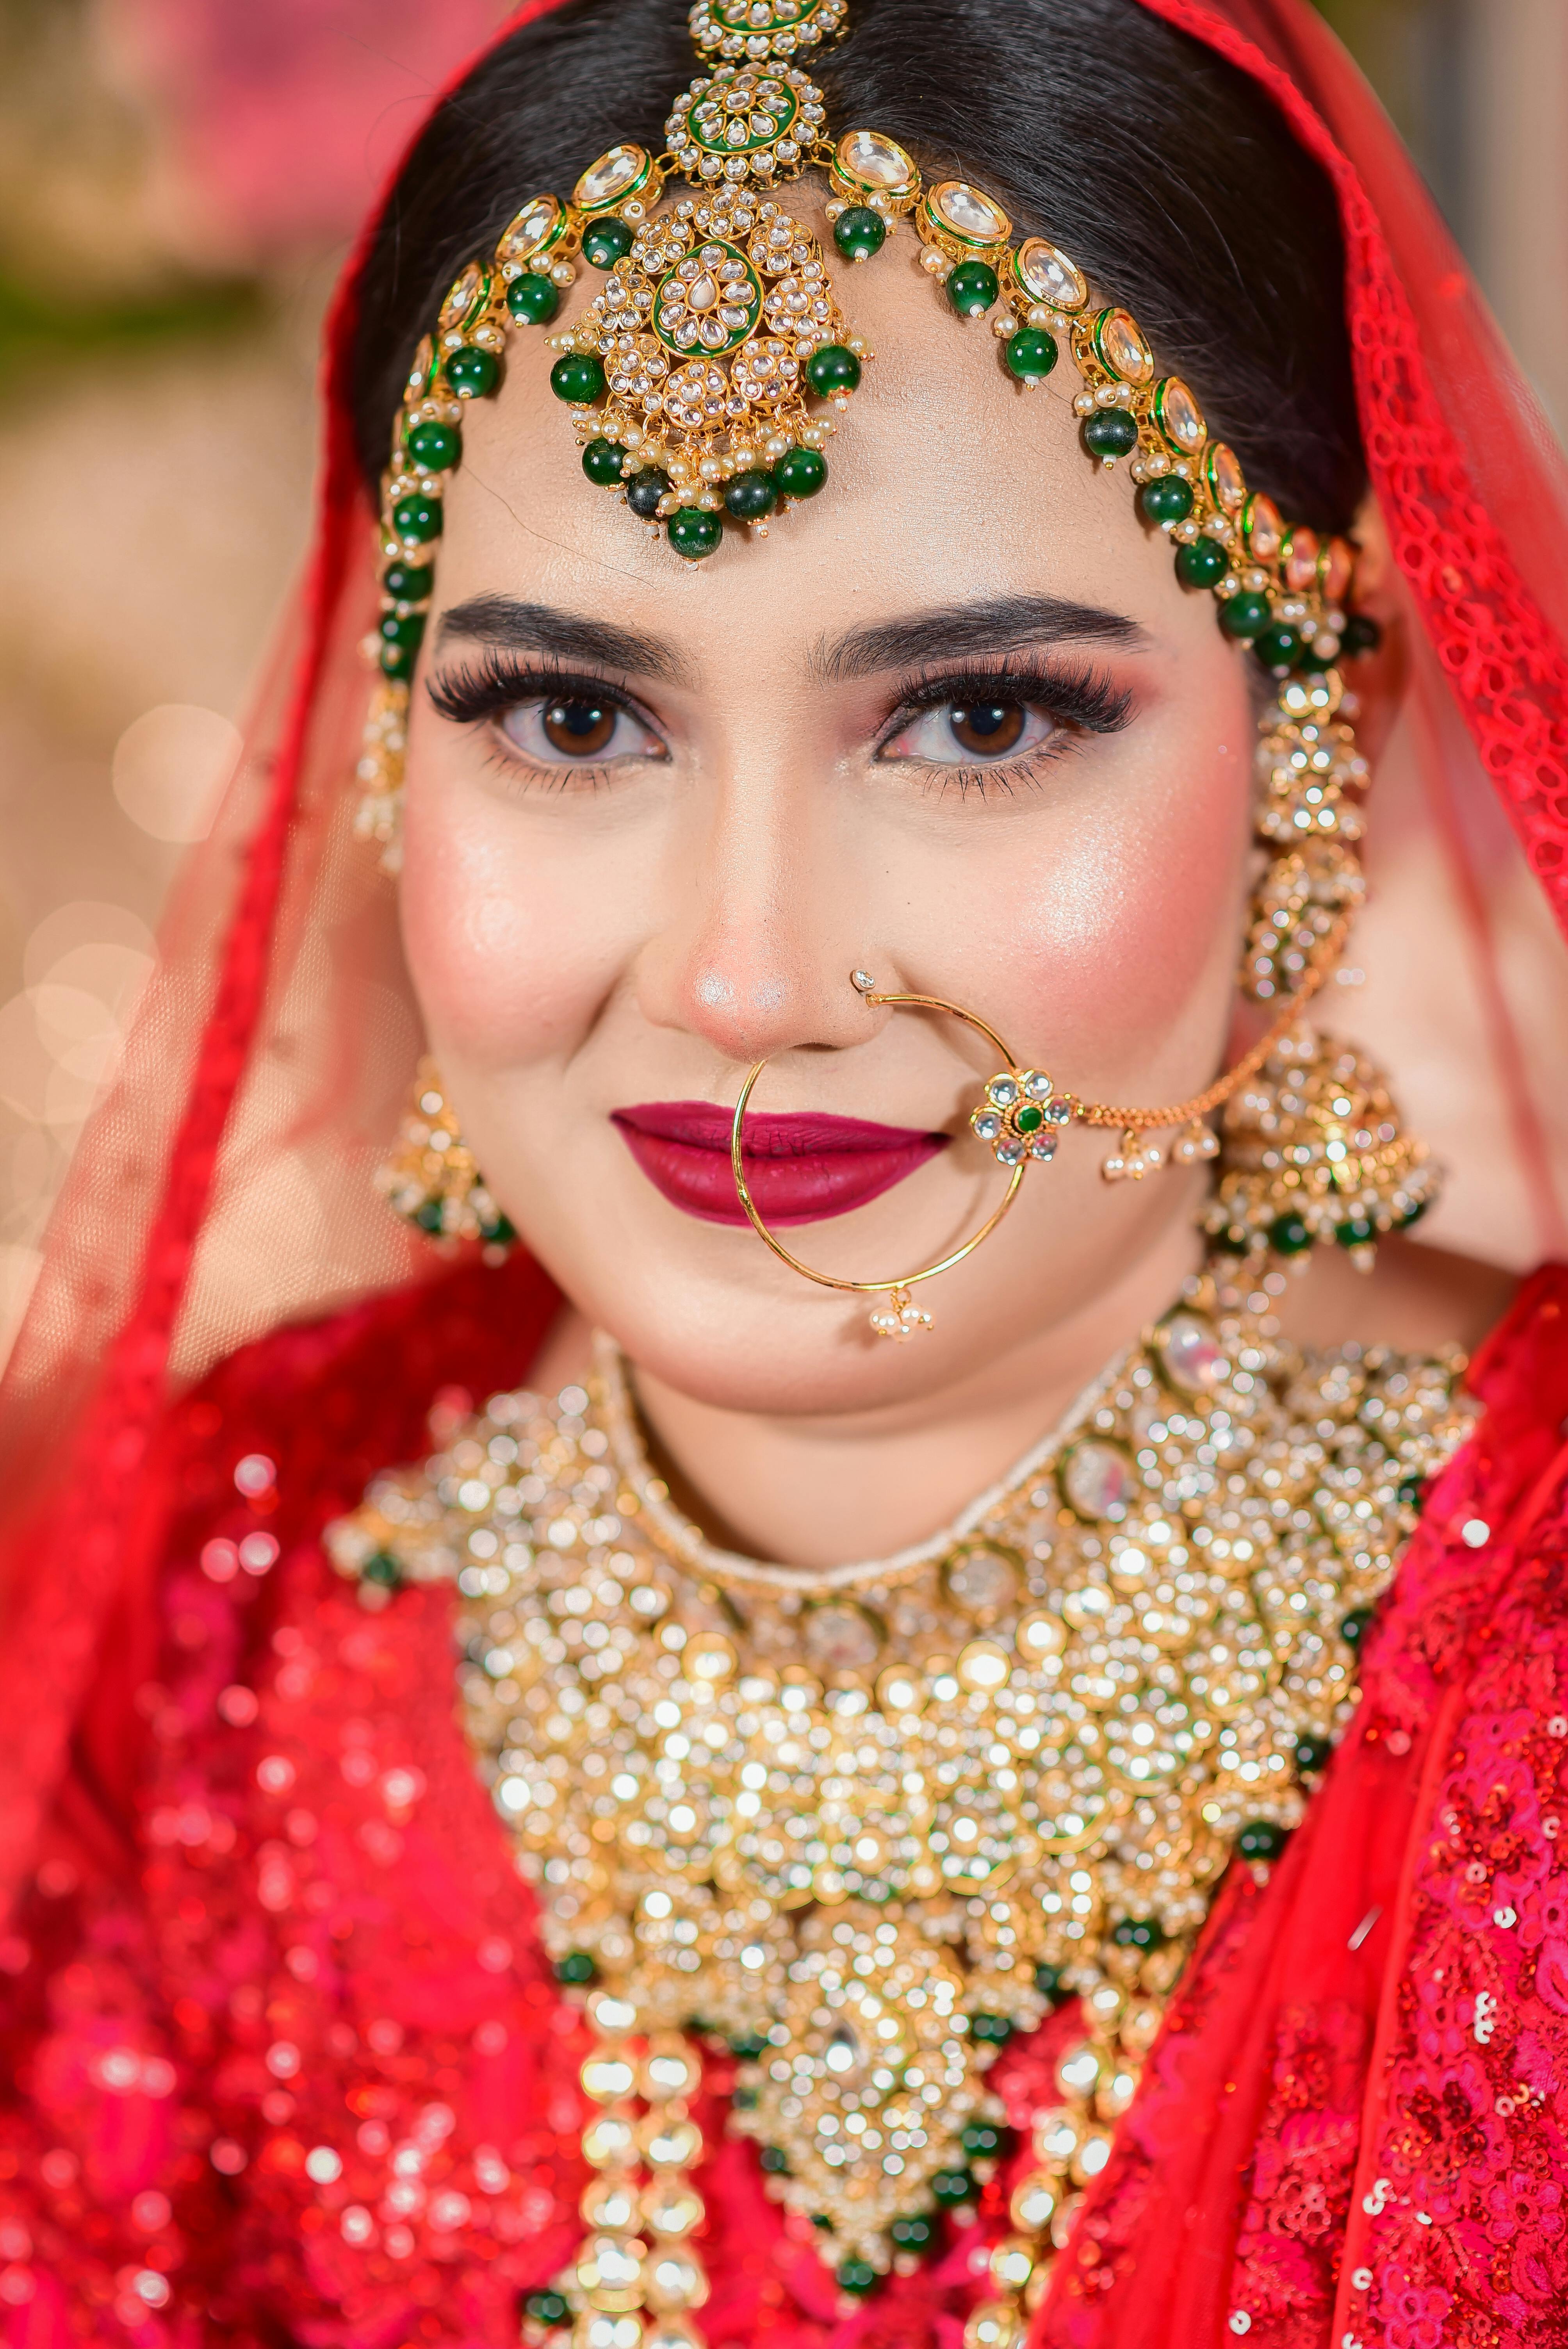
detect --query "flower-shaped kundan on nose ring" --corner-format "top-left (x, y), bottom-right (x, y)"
top-left (969, 1068), bottom-right (1074, 1166)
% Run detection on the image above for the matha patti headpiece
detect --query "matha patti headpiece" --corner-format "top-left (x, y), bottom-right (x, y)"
top-left (355, 0), bottom-right (1377, 856)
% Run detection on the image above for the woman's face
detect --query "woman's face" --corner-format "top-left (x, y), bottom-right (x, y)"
top-left (399, 190), bottom-right (1260, 1413)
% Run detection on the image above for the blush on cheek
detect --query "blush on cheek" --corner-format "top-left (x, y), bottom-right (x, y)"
top-left (985, 734), bottom-right (1249, 1060)
top-left (399, 816), bottom-right (607, 1066)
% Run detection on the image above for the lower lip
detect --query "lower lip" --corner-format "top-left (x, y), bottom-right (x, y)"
top-left (611, 1103), bottom-right (948, 1226)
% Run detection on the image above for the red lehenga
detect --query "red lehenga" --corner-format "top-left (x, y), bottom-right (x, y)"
top-left (2, 4), bottom-right (1568, 2347)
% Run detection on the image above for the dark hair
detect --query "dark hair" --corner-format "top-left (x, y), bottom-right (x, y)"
top-left (350, 0), bottom-right (1365, 531)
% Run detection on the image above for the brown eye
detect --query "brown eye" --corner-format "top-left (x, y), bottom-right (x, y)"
top-left (542, 697), bottom-right (616, 756)
top-left (948, 701), bottom-right (1026, 756)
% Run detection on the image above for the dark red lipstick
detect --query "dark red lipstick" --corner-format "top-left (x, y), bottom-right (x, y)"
top-left (611, 1100), bottom-right (948, 1225)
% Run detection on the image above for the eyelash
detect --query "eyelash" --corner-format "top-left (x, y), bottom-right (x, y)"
top-left (425, 649), bottom-right (1135, 796)
top-left (878, 657), bottom-right (1134, 797)
top-left (426, 653), bottom-right (650, 791)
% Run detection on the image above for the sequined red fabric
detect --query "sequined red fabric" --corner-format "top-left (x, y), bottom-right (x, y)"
top-left (0, 1262), bottom-right (1563, 2349)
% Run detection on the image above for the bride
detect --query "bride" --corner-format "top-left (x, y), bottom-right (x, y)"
top-left (2, 0), bottom-right (1566, 2342)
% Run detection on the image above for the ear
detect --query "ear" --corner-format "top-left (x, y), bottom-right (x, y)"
top-left (1343, 492), bottom-right (1409, 770)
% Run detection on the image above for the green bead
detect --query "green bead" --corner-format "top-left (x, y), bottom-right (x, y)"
top-left (582, 437), bottom-right (628, 487)
top-left (773, 444), bottom-right (827, 500)
top-left (668, 507), bottom-right (722, 561)
top-left (1110, 1916), bottom-right (1165, 1952)
top-left (1396, 1472), bottom-right (1427, 1512)
top-left (361, 1550), bottom-right (403, 1590)
top-left (478, 1211), bottom-right (516, 1248)
top-left (382, 561), bottom-right (433, 604)
top-left (507, 272), bottom-right (559, 324)
top-left (392, 493), bottom-right (442, 543)
top-left (1336, 1214), bottom-right (1376, 1251)
top-left (1176, 535), bottom-right (1228, 589)
top-left (625, 467), bottom-right (671, 520)
top-left (946, 259), bottom-right (999, 317)
top-left (889, 2214), bottom-right (934, 2251)
top-left (550, 351), bottom-right (606, 405)
top-left (406, 419), bottom-right (460, 472)
top-left (1138, 475), bottom-right (1194, 525)
top-left (1254, 622), bottom-right (1303, 671)
top-left (1034, 1961), bottom-right (1066, 2005)
top-left (379, 643), bottom-right (413, 680)
top-left (731, 2083), bottom-right (759, 2110)
top-left (1004, 325), bottom-right (1058, 382)
top-left (759, 2146), bottom-right (789, 2174)
top-left (960, 2121), bottom-right (1012, 2159)
top-left (725, 468), bottom-right (777, 520)
top-left (1294, 1734), bottom-right (1332, 1777)
top-left (1267, 1211), bottom-right (1312, 1256)
top-left (1295, 638), bottom-right (1332, 672)
top-left (729, 2032), bottom-right (769, 2060)
top-left (1396, 1198), bottom-right (1429, 1229)
top-left (583, 216), bottom-right (633, 269)
top-left (1220, 590), bottom-right (1271, 640)
top-left (1237, 1819), bottom-right (1289, 1861)
top-left (523, 2292), bottom-right (570, 2327)
top-left (969, 2012), bottom-right (1012, 2046)
top-left (379, 609), bottom-right (426, 650)
top-left (1015, 1103), bottom-right (1044, 1134)
top-left (444, 346), bottom-right (499, 399)
top-left (805, 342), bottom-right (861, 396)
top-left (834, 205), bottom-right (886, 262)
top-left (1340, 612), bottom-right (1383, 657)
top-left (836, 2258), bottom-right (878, 2296)
top-left (1339, 1606), bottom-right (1373, 1650)
top-left (1212, 1224), bottom-right (1253, 1256)
top-left (413, 1198), bottom-right (445, 1235)
top-left (554, 1950), bottom-right (596, 1985)
top-left (930, 2169), bottom-right (975, 2207)
top-left (1082, 407), bottom-right (1138, 459)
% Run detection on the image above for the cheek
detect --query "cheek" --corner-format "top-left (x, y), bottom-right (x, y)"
top-left (399, 756), bottom-right (621, 1068)
top-left (975, 697), bottom-right (1252, 1045)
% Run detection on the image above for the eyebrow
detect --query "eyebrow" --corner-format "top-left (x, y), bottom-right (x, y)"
top-left (812, 594), bottom-right (1149, 683)
top-left (436, 595), bottom-right (692, 686)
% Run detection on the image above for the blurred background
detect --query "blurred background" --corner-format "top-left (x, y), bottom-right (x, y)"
top-left (0, 0), bottom-right (1563, 1363)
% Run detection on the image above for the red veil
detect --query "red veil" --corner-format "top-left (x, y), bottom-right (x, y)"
top-left (2, 4), bottom-right (1568, 2345)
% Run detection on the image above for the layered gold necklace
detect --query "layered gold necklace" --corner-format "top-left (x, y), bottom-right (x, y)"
top-left (328, 1267), bottom-right (1471, 2349)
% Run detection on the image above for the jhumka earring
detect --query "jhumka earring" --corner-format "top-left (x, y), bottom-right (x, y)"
top-left (377, 1059), bottom-right (516, 1255)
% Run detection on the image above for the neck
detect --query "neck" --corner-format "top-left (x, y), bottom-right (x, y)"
top-left (533, 1212), bottom-right (1205, 1572)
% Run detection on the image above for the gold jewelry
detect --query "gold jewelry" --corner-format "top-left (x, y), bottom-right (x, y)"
top-left (729, 974), bottom-right (1051, 1340)
top-left (376, 1058), bottom-right (515, 1254)
top-left (326, 1281), bottom-right (1474, 2338)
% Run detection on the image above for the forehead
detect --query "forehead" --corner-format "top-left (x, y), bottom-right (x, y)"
top-left (434, 189), bottom-right (1196, 660)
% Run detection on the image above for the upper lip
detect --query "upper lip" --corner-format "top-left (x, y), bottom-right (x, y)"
top-left (613, 1101), bottom-right (941, 1155)
top-left (611, 1099), bottom-right (950, 1226)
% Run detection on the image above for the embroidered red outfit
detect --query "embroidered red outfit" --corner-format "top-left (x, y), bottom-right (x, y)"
top-left (1, 4), bottom-right (1567, 2346)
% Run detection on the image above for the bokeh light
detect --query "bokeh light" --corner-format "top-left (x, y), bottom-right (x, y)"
top-left (112, 703), bottom-right (241, 841)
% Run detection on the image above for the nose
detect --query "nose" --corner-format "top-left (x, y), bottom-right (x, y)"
top-left (634, 759), bottom-right (873, 1066)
